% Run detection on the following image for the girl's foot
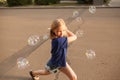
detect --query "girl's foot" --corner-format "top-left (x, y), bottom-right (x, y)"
top-left (29, 71), bottom-right (39, 80)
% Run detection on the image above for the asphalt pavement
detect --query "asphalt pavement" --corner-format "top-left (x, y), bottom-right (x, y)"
top-left (0, 7), bottom-right (120, 80)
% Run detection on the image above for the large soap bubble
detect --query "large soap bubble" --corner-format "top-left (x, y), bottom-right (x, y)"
top-left (17, 57), bottom-right (30, 69)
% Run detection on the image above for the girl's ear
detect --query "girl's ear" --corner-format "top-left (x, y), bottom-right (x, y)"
top-left (52, 31), bottom-right (56, 35)
top-left (51, 30), bottom-right (56, 36)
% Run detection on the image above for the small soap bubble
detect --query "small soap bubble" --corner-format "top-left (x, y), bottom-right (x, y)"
top-left (17, 57), bottom-right (29, 69)
top-left (48, 28), bottom-right (51, 30)
top-left (28, 35), bottom-right (40, 46)
top-left (43, 34), bottom-right (49, 40)
top-left (75, 29), bottom-right (84, 37)
top-left (76, 17), bottom-right (82, 22)
top-left (85, 49), bottom-right (96, 59)
top-left (72, 10), bottom-right (79, 18)
top-left (89, 6), bottom-right (96, 14)
top-left (75, 17), bottom-right (83, 24)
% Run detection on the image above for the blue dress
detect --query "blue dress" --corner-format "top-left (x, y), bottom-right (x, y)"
top-left (47, 37), bottom-right (68, 70)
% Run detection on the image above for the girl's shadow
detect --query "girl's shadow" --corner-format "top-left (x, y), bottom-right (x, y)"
top-left (0, 75), bottom-right (31, 80)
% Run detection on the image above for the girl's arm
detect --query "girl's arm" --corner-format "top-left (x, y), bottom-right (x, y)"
top-left (66, 30), bottom-right (77, 43)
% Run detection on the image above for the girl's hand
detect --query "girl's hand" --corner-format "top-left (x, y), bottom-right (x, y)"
top-left (66, 30), bottom-right (77, 43)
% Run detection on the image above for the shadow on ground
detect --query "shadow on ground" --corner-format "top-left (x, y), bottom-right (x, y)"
top-left (0, 75), bottom-right (31, 80)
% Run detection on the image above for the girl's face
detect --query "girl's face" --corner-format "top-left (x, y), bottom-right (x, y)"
top-left (54, 26), bottom-right (67, 37)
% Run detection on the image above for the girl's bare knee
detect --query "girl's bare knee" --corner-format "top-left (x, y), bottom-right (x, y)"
top-left (70, 74), bottom-right (77, 80)
top-left (74, 74), bottom-right (77, 80)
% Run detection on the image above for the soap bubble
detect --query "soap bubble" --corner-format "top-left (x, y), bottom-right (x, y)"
top-left (75, 17), bottom-right (84, 24)
top-left (85, 49), bottom-right (96, 59)
top-left (89, 6), bottom-right (96, 14)
top-left (28, 35), bottom-right (40, 46)
top-left (72, 10), bottom-right (79, 18)
top-left (75, 29), bottom-right (84, 37)
top-left (43, 34), bottom-right (49, 40)
top-left (17, 57), bottom-right (29, 69)
top-left (76, 17), bottom-right (82, 22)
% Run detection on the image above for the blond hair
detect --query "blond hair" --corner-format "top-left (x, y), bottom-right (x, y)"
top-left (50, 19), bottom-right (67, 39)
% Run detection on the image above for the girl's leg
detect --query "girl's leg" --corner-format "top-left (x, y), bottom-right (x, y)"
top-left (59, 63), bottom-right (77, 80)
top-left (32, 69), bottom-right (51, 76)
top-left (29, 69), bottom-right (50, 80)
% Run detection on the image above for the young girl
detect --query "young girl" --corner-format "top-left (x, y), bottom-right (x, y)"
top-left (29, 19), bottom-right (77, 80)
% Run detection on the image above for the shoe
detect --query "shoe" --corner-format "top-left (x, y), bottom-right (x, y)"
top-left (29, 71), bottom-right (40, 80)
top-left (29, 71), bottom-right (35, 80)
